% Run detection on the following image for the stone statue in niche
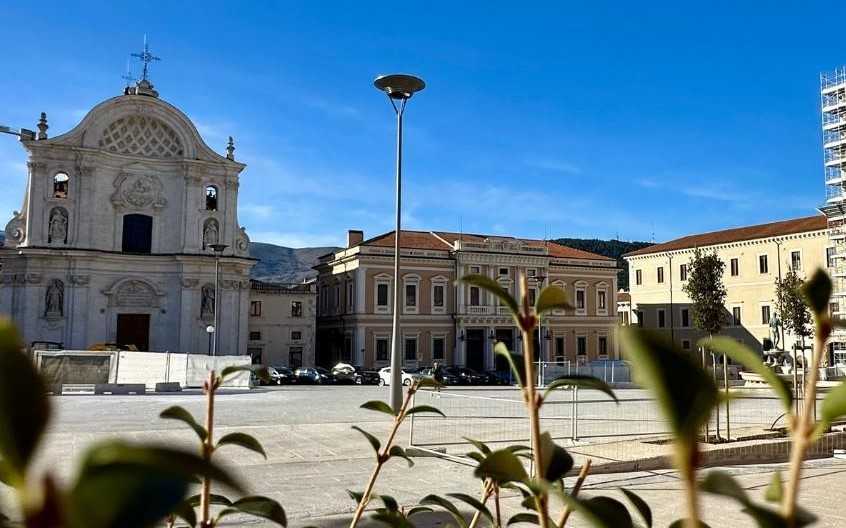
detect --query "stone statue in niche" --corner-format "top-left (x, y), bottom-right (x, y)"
top-left (201, 285), bottom-right (215, 320)
top-left (203, 219), bottom-right (219, 250)
top-left (48, 208), bottom-right (68, 244)
top-left (45, 279), bottom-right (64, 318)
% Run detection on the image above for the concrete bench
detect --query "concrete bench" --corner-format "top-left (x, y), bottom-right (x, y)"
top-left (94, 383), bottom-right (146, 395)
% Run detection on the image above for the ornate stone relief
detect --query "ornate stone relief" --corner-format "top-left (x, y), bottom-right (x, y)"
top-left (180, 278), bottom-right (200, 288)
top-left (4, 211), bottom-right (26, 247)
top-left (235, 226), bottom-right (250, 255)
top-left (69, 275), bottom-right (90, 286)
top-left (103, 279), bottom-right (164, 308)
top-left (202, 218), bottom-right (219, 249)
top-left (99, 115), bottom-right (184, 158)
top-left (200, 284), bottom-right (215, 321)
top-left (111, 173), bottom-right (167, 211)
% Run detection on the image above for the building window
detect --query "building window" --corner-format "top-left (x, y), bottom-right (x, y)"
top-left (761, 305), bottom-right (771, 325)
top-left (470, 286), bottom-right (481, 306)
top-left (405, 283), bottom-right (417, 309)
top-left (555, 337), bottom-right (565, 361)
top-left (527, 268), bottom-right (537, 278)
top-left (682, 340), bottom-right (691, 350)
top-left (657, 267), bottom-right (664, 284)
top-left (470, 265), bottom-right (480, 274)
top-left (121, 214), bottom-right (153, 254)
top-left (247, 347), bottom-right (263, 364)
top-left (250, 301), bottom-right (262, 317)
top-left (377, 282), bottom-right (390, 310)
top-left (289, 347), bottom-right (303, 369)
top-left (499, 267), bottom-right (509, 276)
top-left (249, 331), bottom-right (261, 341)
top-left (636, 310), bottom-right (644, 327)
top-left (759, 254), bottom-right (769, 274)
top-left (598, 336), bottom-right (608, 358)
top-left (635, 269), bottom-right (642, 285)
top-left (732, 306), bottom-right (742, 326)
top-left (376, 338), bottom-right (389, 361)
top-left (53, 172), bottom-right (69, 198)
top-left (575, 288), bottom-right (586, 312)
top-left (730, 258), bottom-right (739, 277)
top-left (577, 336), bottom-right (587, 356)
top-left (528, 288), bottom-right (537, 307)
top-left (831, 302), bottom-right (840, 321)
top-left (205, 185), bottom-right (218, 211)
top-left (404, 337), bottom-right (417, 361)
top-left (291, 330), bottom-right (302, 341)
top-left (347, 281), bottom-right (355, 312)
top-left (432, 337), bottom-right (445, 360)
top-left (679, 264), bottom-right (688, 281)
top-left (657, 309), bottom-right (666, 328)
top-left (291, 301), bottom-right (303, 317)
top-left (597, 289), bottom-right (607, 312)
top-left (681, 308), bottom-right (689, 328)
top-left (790, 250), bottom-right (802, 271)
top-left (827, 247), bottom-right (837, 268)
top-left (433, 284), bottom-right (445, 309)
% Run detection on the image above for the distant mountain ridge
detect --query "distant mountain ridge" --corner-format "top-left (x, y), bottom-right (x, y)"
top-left (249, 242), bottom-right (338, 284)
top-left (553, 238), bottom-right (651, 291)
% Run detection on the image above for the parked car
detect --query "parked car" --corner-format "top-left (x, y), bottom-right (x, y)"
top-left (295, 367), bottom-right (333, 384)
top-left (417, 366), bottom-right (459, 386)
top-left (271, 366), bottom-right (295, 385)
top-left (485, 370), bottom-right (513, 385)
top-left (353, 366), bottom-right (380, 385)
top-left (443, 366), bottom-right (490, 385)
top-left (377, 367), bottom-right (418, 386)
top-left (331, 362), bottom-right (357, 384)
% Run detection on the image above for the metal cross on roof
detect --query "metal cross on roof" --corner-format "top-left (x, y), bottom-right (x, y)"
top-left (131, 35), bottom-right (160, 82)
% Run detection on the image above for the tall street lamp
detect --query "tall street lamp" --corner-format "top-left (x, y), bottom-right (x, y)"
top-left (373, 73), bottom-right (426, 412)
top-left (209, 243), bottom-right (228, 356)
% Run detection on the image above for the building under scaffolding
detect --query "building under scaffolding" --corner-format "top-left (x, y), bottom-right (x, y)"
top-left (820, 66), bottom-right (846, 363)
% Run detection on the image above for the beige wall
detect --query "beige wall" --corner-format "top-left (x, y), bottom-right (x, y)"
top-left (625, 229), bottom-right (829, 352)
top-left (247, 287), bottom-right (316, 368)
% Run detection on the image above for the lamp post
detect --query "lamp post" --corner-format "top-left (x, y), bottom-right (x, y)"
top-left (208, 243), bottom-right (228, 356)
top-left (534, 273), bottom-right (547, 387)
top-left (205, 324), bottom-right (215, 355)
top-left (373, 73), bottom-right (426, 412)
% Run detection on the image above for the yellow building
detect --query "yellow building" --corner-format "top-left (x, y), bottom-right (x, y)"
top-left (623, 215), bottom-right (830, 354)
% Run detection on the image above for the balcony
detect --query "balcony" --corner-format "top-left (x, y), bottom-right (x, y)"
top-left (464, 305), bottom-right (494, 315)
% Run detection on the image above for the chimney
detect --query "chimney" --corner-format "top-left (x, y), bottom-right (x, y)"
top-left (347, 229), bottom-right (364, 248)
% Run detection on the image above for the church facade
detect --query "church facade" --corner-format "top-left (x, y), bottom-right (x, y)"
top-left (0, 78), bottom-right (255, 355)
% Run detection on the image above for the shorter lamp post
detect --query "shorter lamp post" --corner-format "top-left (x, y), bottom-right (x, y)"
top-left (208, 243), bottom-right (228, 356)
top-left (534, 273), bottom-right (547, 387)
top-left (205, 324), bottom-right (215, 355)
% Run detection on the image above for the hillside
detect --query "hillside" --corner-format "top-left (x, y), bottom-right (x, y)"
top-left (554, 238), bottom-right (652, 291)
top-left (249, 243), bottom-right (338, 283)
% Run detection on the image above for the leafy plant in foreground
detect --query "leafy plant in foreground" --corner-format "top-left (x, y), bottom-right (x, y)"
top-left (0, 318), bottom-right (241, 528)
top-left (160, 365), bottom-right (286, 527)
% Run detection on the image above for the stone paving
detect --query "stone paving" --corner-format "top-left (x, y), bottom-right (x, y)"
top-left (2, 385), bottom-right (845, 526)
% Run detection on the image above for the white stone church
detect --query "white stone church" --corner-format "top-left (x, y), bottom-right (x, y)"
top-left (0, 77), bottom-right (255, 355)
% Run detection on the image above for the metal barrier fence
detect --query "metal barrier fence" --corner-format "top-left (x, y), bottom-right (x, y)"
top-left (408, 387), bottom-right (822, 467)
top-left (535, 360), bottom-right (632, 386)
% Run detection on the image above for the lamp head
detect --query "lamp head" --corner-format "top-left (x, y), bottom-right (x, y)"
top-left (208, 243), bottom-right (228, 254)
top-left (373, 74), bottom-right (426, 100)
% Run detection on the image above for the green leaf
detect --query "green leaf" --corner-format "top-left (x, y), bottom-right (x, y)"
top-left (475, 449), bottom-right (528, 483)
top-left (420, 495), bottom-right (468, 528)
top-left (494, 341), bottom-right (526, 388)
top-left (620, 489), bottom-right (652, 528)
top-left (379, 495), bottom-right (399, 512)
top-left (815, 381), bottom-right (846, 437)
top-left (700, 471), bottom-right (749, 503)
top-left (507, 512), bottom-right (539, 525)
top-left (407, 506), bottom-right (434, 517)
top-left (700, 471), bottom-right (801, 528)
top-left (467, 451), bottom-right (485, 463)
top-left (220, 364), bottom-right (270, 383)
top-left (0, 321), bottom-right (49, 481)
top-left (559, 494), bottom-right (633, 528)
top-left (170, 499), bottom-right (197, 528)
top-left (668, 521), bottom-right (712, 528)
top-left (346, 489), bottom-right (364, 504)
top-left (0, 460), bottom-right (12, 487)
top-left (459, 274), bottom-right (520, 316)
top-left (159, 406), bottom-right (208, 442)
top-left (351, 426), bottom-right (381, 454)
top-left (216, 432), bottom-right (266, 458)
top-left (464, 437), bottom-right (492, 455)
top-left (535, 285), bottom-right (572, 315)
top-left (801, 268), bottom-right (832, 316)
top-left (764, 472), bottom-right (783, 503)
top-left (539, 432), bottom-right (573, 482)
top-left (186, 493), bottom-right (232, 506)
top-left (700, 337), bottom-right (792, 413)
top-left (620, 327), bottom-right (718, 442)
top-left (388, 445), bottom-right (414, 467)
top-left (543, 375), bottom-right (618, 404)
top-left (447, 493), bottom-right (494, 524)
top-left (404, 405), bottom-right (445, 417)
top-left (361, 400), bottom-right (398, 416)
top-left (230, 496), bottom-right (287, 526)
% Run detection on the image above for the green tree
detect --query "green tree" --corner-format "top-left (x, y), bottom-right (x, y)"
top-left (775, 270), bottom-right (813, 355)
top-left (682, 248), bottom-right (727, 336)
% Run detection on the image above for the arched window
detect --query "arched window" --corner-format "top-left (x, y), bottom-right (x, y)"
top-left (122, 214), bottom-right (153, 254)
top-left (205, 185), bottom-right (218, 211)
top-left (53, 172), bottom-right (69, 198)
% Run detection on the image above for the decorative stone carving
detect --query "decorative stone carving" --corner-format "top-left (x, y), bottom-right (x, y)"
top-left (99, 115), bottom-right (184, 158)
top-left (114, 280), bottom-right (156, 307)
top-left (181, 278), bottom-right (199, 288)
top-left (111, 173), bottom-right (167, 210)
top-left (202, 218), bottom-right (219, 250)
top-left (201, 284), bottom-right (215, 320)
top-left (47, 207), bottom-right (68, 244)
top-left (69, 275), bottom-right (90, 286)
top-left (44, 279), bottom-right (64, 319)
top-left (235, 226), bottom-right (250, 255)
top-left (4, 211), bottom-right (25, 246)
top-left (26, 273), bottom-right (43, 284)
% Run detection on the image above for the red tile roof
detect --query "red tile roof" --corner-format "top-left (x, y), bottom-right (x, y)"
top-left (358, 230), bottom-right (611, 261)
top-left (624, 215), bottom-right (827, 257)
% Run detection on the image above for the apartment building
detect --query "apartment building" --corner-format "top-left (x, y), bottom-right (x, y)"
top-left (314, 229), bottom-right (619, 370)
top-left (246, 280), bottom-right (317, 368)
top-left (623, 215), bottom-right (830, 354)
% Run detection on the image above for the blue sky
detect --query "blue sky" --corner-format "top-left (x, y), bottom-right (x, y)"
top-left (1, 2), bottom-right (844, 247)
